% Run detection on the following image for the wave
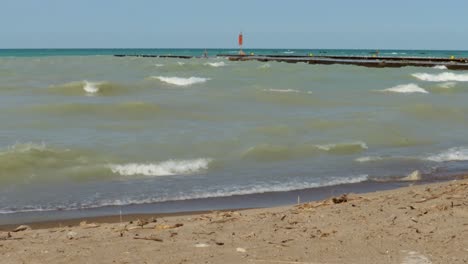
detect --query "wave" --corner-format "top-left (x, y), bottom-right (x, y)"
top-left (154, 63), bottom-right (164, 67)
top-left (258, 63), bottom-right (271, 69)
top-left (283, 51), bottom-right (295, 54)
top-left (242, 141), bottom-right (367, 161)
top-left (205, 61), bottom-right (226, 67)
top-left (438, 82), bottom-right (457, 89)
top-left (109, 158), bottom-right (212, 177)
top-left (0, 175), bottom-right (369, 214)
top-left (412, 72), bottom-right (468, 82)
top-left (316, 141), bottom-right (368, 154)
top-left (83, 81), bottom-right (100, 94)
top-left (355, 156), bottom-right (384, 163)
top-left (177, 61), bottom-right (185, 65)
top-left (379, 83), bottom-right (428, 94)
top-left (262, 89), bottom-right (300, 93)
top-left (152, 76), bottom-right (210, 86)
top-left (433, 65), bottom-right (448, 70)
top-left (426, 147), bottom-right (468, 162)
top-left (47, 80), bottom-right (123, 96)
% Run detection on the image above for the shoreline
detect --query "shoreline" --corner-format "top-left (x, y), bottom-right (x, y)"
top-left (1, 178), bottom-right (466, 263)
top-left (1, 173), bottom-right (465, 229)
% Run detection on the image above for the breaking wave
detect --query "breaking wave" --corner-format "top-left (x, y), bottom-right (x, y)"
top-left (379, 84), bottom-right (428, 94)
top-left (262, 89), bottom-right (301, 93)
top-left (438, 82), bottom-right (457, 89)
top-left (205, 61), bottom-right (226, 67)
top-left (47, 80), bottom-right (121, 96)
top-left (433, 65), bottom-right (448, 70)
top-left (316, 141), bottom-right (368, 154)
top-left (152, 76), bottom-right (210, 86)
top-left (426, 147), bottom-right (468, 162)
top-left (412, 72), bottom-right (468, 82)
top-left (109, 158), bottom-right (213, 177)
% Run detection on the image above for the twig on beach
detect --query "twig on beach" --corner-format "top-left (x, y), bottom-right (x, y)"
top-left (133, 235), bottom-right (163, 242)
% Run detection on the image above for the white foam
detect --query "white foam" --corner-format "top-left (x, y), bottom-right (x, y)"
top-left (154, 64), bottom-right (164, 67)
top-left (0, 174), bottom-right (369, 214)
top-left (355, 156), bottom-right (383, 163)
top-left (439, 82), bottom-right (456, 89)
top-left (283, 51), bottom-right (295, 54)
top-left (380, 84), bottom-right (428, 94)
top-left (401, 251), bottom-right (432, 264)
top-left (153, 76), bottom-right (210, 86)
top-left (316, 141), bottom-right (368, 151)
top-left (177, 61), bottom-right (185, 65)
top-left (83, 81), bottom-right (100, 94)
top-left (412, 72), bottom-right (468, 82)
top-left (259, 63), bottom-right (271, 69)
top-left (263, 89), bottom-right (300, 93)
top-left (109, 158), bottom-right (212, 177)
top-left (426, 147), bottom-right (468, 162)
top-left (433, 65), bottom-right (447, 70)
top-left (205, 61), bottom-right (226, 67)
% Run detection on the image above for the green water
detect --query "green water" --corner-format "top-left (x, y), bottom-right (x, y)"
top-left (1, 53), bottom-right (468, 217)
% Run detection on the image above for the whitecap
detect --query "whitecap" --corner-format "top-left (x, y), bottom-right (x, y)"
top-left (412, 72), bottom-right (468, 82)
top-left (263, 89), bottom-right (300, 93)
top-left (283, 51), bottom-right (295, 54)
top-left (426, 147), bottom-right (468, 162)
top-left (433, 65), bottom-right (447, 70)
top-left (83, 81), bottom-right (100, 94)
top-left (154, 64), bottom-right (164, 67)
top-left (177, 61), bottom-right (185, 66)
top-left (355, 156), bottom-right (383, 163)
top-left (109, 158), bottom-right (212, 177)
top-left (380, 84), bottom-right (428, 94)
top-left (152, 76), bottom-right (210, 86)
top-left (205, 61), bottom-right (226, 67)
top-left (316, 141), bottom-right (368, 152)
top-left (259, 63), bottom-right (271, 69)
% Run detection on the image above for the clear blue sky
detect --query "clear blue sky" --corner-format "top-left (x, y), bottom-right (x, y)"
top-left (1, 0), bottom-right (467, 49)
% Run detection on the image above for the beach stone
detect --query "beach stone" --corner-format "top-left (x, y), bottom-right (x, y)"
top-left (13, 225), bottom-right (31, 232)
top-left (66, 231), bottom-right (78, 240)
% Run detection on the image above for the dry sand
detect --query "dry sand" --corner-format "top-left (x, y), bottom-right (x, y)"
top-left (1, 179), bottom-right (467, 264)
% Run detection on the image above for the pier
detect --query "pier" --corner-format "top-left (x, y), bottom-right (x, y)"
top-left (114, 54), bottom-right (468, 70)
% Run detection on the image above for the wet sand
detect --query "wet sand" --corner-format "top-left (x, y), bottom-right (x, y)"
top-left (1, 179), bottom-right (467, 264)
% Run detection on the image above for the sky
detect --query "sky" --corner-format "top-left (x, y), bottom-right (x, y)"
top-left (1, 0), bottom-right (467, 49)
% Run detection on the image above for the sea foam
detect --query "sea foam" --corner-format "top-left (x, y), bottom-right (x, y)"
top-left (426, 147), bottom-right (468, 162)
top-left (109, 158), bottom-right (212, 176)
top-left (263, 89), bottom-right (300, 93)
top-left (153, 76), bottom-right (210, 86)
top-left (83, 81), bottom-right (100, 94)
top-left (433, 65), bottom-right (448, 70)
top-left (205, 61), bottom-right (226, 67)
top-left (380, 84), bottom-right (428, 94)
top-left (412, 72), bottom-right (468, 82)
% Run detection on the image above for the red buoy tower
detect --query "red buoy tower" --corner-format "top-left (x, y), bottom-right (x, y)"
top-left (238, 32), bottom-right (245, 55)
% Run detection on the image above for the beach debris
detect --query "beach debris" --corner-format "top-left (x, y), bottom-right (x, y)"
top-left (400, 170), bottom-right (422, 181)
top-left (136, 219), bottom-right (149, 228)
top-left (236, 247), bottom-right (247, 253)
top-left (79, 221), bottom-right (100, 229)
top-left (194, 243), bottom-right (209, 248)
top-left (133, 235), bottom-right (163, 242)
top-left (155, 223), bottom-right (183, 230)
top-left (66, 231), bottom-right (78, 240)
top-left (332, 194), bottom-right (348, 204)
top-left (12, 225), bottom-right (31, 232)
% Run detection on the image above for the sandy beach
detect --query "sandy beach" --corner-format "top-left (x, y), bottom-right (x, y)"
top-left (1, 179), bottom-right (466, 264)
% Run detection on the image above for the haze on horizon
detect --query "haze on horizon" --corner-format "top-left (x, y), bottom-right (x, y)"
top-left (1, 0), bottom-right (467, 50)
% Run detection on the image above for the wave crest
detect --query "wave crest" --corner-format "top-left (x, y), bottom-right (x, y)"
top-left (433, 65), bottom-right (448, 70)
top-left (205, 61), bottom-right (226, 67)
top-left (109, 158), bottom-right (213, 176)
top-left (380, 84), bottom-right (428, 94)
top-left (152, 76), bottom-right (210, 86)
top-left (426, 147), bottom-right (468, 162)
top-left (412, 72), bottom-right (468, 82)
top-left (316, 141), bottom-right (368, 154)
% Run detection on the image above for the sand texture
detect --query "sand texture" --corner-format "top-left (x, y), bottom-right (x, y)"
top-left (1, 179), bottom-right (467, 264)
